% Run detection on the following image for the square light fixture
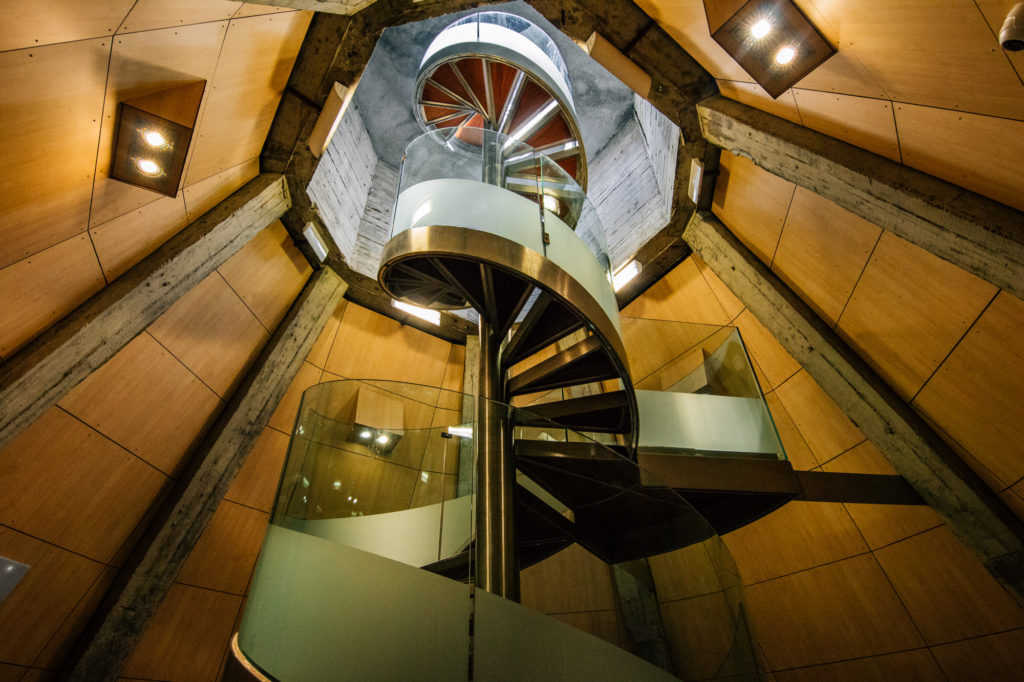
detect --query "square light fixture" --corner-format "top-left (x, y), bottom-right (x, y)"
top-left (704, 0), bottom-right (836, 98)
top-left (110, 80), bottom-right (205, 196)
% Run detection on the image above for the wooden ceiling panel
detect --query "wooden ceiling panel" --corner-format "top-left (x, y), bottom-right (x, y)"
top-left (821, 440), bottom-right (942, 549)
top-left (732, 309), bottom-right (801, 390)
top-left (225, 426), bottom-right (290, 512)
top-left (233, 2), bottom-right (303, 18)
top-left (895, 102), bottom-right (1024, 213)
top-left (121, 583), bottom-right (242, 682)
top-left (182, 156), bottom-right (259, 223)
top-left (620, 257), bottom-right (732, 325)
top-left (0, 0), bottom-right (133, 52)
top-left (32, 565), bottom-right (117, 669)
top-left (763, 392), bottom-right (817, 470)
top-left (773, 369), bottom-right (865, 464)
top-left (873, 526), bottom-right (1024, 644)
top-left (268, 361), bottom-right (323, 433)
top-left (176, 499), bottom-right (268, 595)
top-left (791, 89), bottom-right (901, 161)
top-left (0, 526), bottom-right (105, 667)
top-left (521, 543), bottom-right (618, 614)
top-left (58, 332), bottom-right (224, 476)
top-left (801, 0), bottom-right (1024, 120)
top-left (724, 500), bottom-right (868, 584)
top-left (659, 592), bottom-right (739, 681)
top-left (913, 291), bottom-right (1024, 486)
top-left (0, 407), bottom-right (168, 563)
top-left (771, 187), bottom-right (882, 326)
top-left (325, 304), bottom-right (452, 387)
top-left (0, 40), bottom-right (109, 269)
top-left (217, 220), bottom-right (312, 331)
top-left (183, 11), bottom-right (312, 184)
top-left (649, 541), bottom-right (723, 602)
top-left (932, 629), bottom-right (1024, 682)
top-left (744, 554), bottom-right (923, 670)
top-left (717, 80), bottom-right (802, 124)
top-left (90, 21), bottom-right (227, 228)
top-left (772, 650), bottom-right (944, 681)
top-left (148, 270), bottom-right (269, 398)
top-left (90, 193), bottom-right (188, 281)
top-left (970, 0), bottom-right (1024, 84)
top-left (0, 234), bottom-right (105, 359)
top-left (712, 151), bottom-right (796, 265)
top-left (633, 0), bottom-right (751, 82)
top-left (836, 231), bottom-right (998, 401)
top-left (693, 253), bottom-right (746, 319)
top-left (117, 0), bottom-right (243, 34)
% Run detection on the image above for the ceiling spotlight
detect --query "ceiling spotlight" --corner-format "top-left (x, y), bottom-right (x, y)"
top-left (750, 19), bottom-right (771, 39)
top-left (703, 0), bottom-right (835, 98)
top-left (542, 194), bottom-right (560, 213)
top-left (143, 130), bottom-right (168, 147)
top-left (375, 433), bottom-right (390, 445)
top-left (358, 429), bottom-right (372, 440)
top-left (136, 159), bottom-right (160, 176)
top-left (774, 45), bottom-right (796, 65)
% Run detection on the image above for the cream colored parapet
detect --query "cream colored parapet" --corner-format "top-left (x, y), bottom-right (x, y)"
top-left (391, 177), bottom-right (622, 339)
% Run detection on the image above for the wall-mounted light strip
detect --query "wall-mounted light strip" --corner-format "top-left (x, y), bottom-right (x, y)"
top-left (393, 300), bottom-right (441, 325)
top-left (302, 222), bottom-right (329, 262)
top-left (612, 260), bottom-right (641, 291)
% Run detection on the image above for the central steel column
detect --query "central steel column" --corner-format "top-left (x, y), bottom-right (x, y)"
top-left (475, 316), bottom-right (519, 600)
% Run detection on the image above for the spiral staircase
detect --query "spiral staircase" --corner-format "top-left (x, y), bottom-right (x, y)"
top-left (380, 11), bottom-right (792, 588)
top-left (230, 12), bottom-right (791, 681)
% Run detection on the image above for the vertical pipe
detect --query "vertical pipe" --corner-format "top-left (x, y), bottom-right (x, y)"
top-left (475, 316), bottom-right (519, 600)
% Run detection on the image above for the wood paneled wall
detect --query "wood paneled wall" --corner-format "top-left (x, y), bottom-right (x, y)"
top-left (627, 256), bottom-right (1024, 679)
top-left (0, 219), bottom-right (310, 680)
top-left (520, 544), bottom-right (630, 652)
top-left (115, 299), bottom-right (463, 681)
top-left (712, 149), bottom-right (1024, 516)
top-left (634, 0), bottom-right (1024, 213)
top-left (0, 2), bottom-right (311, 361)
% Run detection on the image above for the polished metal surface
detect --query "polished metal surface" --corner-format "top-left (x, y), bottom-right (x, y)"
top-left (476, 318), bottom-right (519, 600)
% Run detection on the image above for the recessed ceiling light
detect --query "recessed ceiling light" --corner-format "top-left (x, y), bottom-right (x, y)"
top-left (136, 159), bottom-right (160, 175)
top-left (143, 130), bottom-right (167, 147)
top-left (774, 45), bottom-right (796, 65)
top-left (750, 19), bottom-right (771, 39)
top-left (375, 433), bottom-right (390, 445)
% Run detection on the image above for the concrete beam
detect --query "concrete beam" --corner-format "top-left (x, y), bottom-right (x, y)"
top-left (62, 267), bottom-right (348, 682)
top-left (0, 174), bottom-right (291, 453)
top-left (697, 95), bottom-right (1024, 299)
top-left (684, 211), bottom-right (1024, 607)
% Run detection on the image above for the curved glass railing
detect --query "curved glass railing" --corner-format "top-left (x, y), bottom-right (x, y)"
top-left (238, 378), bottom-right (764, 681)
top-left (420, 11), bottom-right (574, 110)
top-left (392, 128), bottom-right (616, 326)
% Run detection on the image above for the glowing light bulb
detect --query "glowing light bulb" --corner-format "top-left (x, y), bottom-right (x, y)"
top-left (376, 433), bottom-right (390, 445)
top-left (774, 45), bottom-right (796, 65)
top-left (750, 19), bottom-right (771, 40)
top-left (143, 130), bottom-right (167, 147)
top-left (358, 429), bottom-right (372, 440)
top-left (137, 159), bottom-right (160, 175)
top-left (542, 194), bottom-right (559, 212)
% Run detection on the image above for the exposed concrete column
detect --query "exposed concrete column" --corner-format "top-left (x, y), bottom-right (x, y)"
top-left (684, 210), bottom-right (1024, 607)
top-left (697, 95), bottom-right (1024, 299)
top-left (0, 174), bottom-right (291, 453)
top-left (61, 268), bottom-right (347, 682)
